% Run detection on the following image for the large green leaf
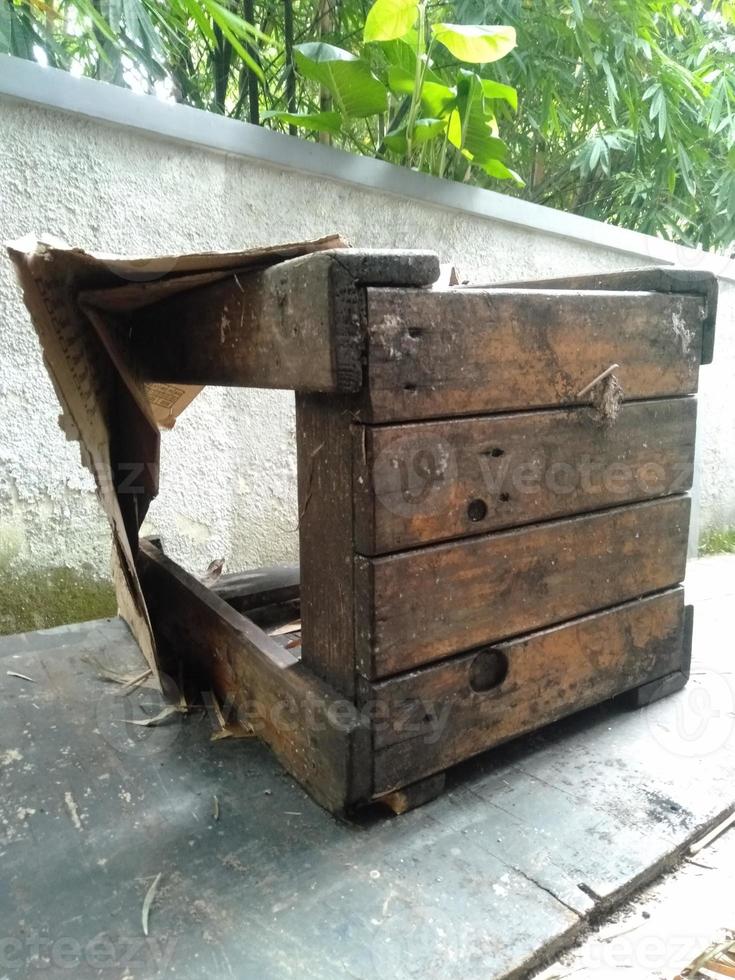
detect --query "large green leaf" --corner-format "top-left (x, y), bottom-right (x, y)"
top-left (481, 78), bottom-right (518, 110)
top-left (431, 23), bottom-right (516, 64)
top-left (364, 0), bottom-right (418, 43)
top-left (261, 110), bottom-right (343, 135)
top-left (379, 36), bottom-right (420, 72)
top-left (384, 117), bottom-right (446, 154)
top-left (294, 42), bottom-right (388, 117)
top-left (449, 71), bottom-right (507, 163)
top-left (387, 65), bottom-right (457, 116)
top-left (482, 159), bottom-right (526, 185)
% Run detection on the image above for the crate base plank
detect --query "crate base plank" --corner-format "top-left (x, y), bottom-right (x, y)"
top-left (136, 540), bottom-right (371, 814)
top-left (618, 604), bottom-right (694, 709)
top-left (369, 588), bottom-right (692, 797)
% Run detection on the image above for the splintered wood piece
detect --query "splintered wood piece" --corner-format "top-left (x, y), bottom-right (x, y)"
top-left (212, 564), bottom-right (300, 613)
top-left (136, 541), bottom-right (371, 812)
top-left (353, 398), bottom-right (696, 555)
top-left (376, 772), bottom-right (446, 814)
top-left (356, 495), bottom-right (690, 678)
top-left (361, 289), bottom-right (704, 422)
top-left (128, 250), bottom-right (439, 393)
top-left (370, 588), bottom-right (689, 795)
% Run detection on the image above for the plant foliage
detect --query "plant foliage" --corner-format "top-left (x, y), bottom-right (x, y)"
top-left (2, 0), bottom-right (734, 251)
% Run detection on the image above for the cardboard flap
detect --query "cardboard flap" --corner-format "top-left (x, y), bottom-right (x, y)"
top-left (6, 234), bottom-right (348, 684)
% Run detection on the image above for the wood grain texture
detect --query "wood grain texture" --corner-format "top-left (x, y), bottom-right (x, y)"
top-left (137, 541), bottom-right (371, 812)
top-left (361, 289), bottom-right (704, 422)
top-left (355, 495), bottom-right (691, 678)
top-left (129, 250), bottom-right (439, 392)
top-left (486, 267), bottom-right (717, 365)
top-left (296, 393), bottom-right (359, 697)
top-left (369, 588), bottom-right (688, 795)
top-left (353, 398), bottom-right (696, 555)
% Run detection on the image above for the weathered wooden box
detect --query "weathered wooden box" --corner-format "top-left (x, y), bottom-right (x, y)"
top-left (134, 251), bottom-right (716, 815)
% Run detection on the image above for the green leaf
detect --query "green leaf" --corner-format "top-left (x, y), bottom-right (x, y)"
top-left (364, 0), bottom-right (418, 43)
top-left (384, 117), bottom-right (446, 153)
top-left (379, 36), bottom-right (420, 72)
top-left (449, 71), bottom-right (507, 163)
top-left (261, 110), bottom-right (343, 135)
top-left (197, 0), bottom-right (269, 43)
top-left (294, 42), bottom-right (388, 118)
top-left (431, 24), bottom-right (516, 64)
top-left (480, 78), bottom-right (518, 110)
top-left (0, 3), bottom-right (11, 54)
top-left (387, 65), bottom-right (456, 115)
top-left (197, 0), bottom-right (266, 80)
top-left (483, 159), bottom-right (525, 185)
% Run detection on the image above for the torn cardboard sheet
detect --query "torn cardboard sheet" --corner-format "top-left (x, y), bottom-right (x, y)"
top-left (6, 234), bottom-right (346, 687)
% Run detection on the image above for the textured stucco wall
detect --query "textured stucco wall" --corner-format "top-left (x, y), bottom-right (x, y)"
top-left (1, 94), bottom-right (734, 631)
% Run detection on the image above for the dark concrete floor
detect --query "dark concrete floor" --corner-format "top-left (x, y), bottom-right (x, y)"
top-left (1, 556), bottom-right (733, 979)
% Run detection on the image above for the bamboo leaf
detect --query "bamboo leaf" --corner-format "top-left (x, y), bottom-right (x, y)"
top-left (0, 3), bottom-right (11, 54)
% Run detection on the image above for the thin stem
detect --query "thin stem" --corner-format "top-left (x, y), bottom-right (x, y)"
top-left (405, 0), bottom-right (426, 164)
top-left (438, 124), bottom-right (449, 178)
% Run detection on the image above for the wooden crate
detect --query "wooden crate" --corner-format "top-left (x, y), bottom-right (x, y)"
top-left (133, 251), bottom-right (717, 815)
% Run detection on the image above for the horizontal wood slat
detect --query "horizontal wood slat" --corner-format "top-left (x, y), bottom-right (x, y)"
top-left (355, 495), bottom-right (691, 678)
top-left (353, 398), bottom-right (696, 555)
top-left (129, 250), bottom-right (439, 392)
top-left (369, 589), bottom-right (690, 795)
top-left (361, 289), bottom-right (704, 421)
top-left (485, 267), bottom-right (717, 365)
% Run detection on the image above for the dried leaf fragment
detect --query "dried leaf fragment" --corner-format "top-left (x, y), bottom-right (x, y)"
top-left (142, 873), bottom-right (162, 937)
top-left (126, 705), bottom-right (183, 727)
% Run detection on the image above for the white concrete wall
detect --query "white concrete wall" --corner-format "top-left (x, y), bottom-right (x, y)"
top-left (1, 58), bottom-right (734, 605)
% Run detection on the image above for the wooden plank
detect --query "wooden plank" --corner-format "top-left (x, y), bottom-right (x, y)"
top-left (482, 267), bottom-right (717, 365)
top-left (361, 288), bottom-right (704, 422)
top-left (354, 398), bottom-right (696, 555)
top-left (369, 588), bottom-right (688, 795)
top-left (212, 563), bottom-right (300, 612)
top-left (296, 393), bottom-right (359, 697)
top-left (129, 249), bottom-right (439, 392)
top-left (136, 540), bottom-right (371, 813)
top-left (355, 495), bottom-right (691, 678)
